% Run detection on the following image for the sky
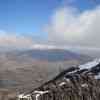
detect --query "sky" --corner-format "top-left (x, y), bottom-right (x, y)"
top-left (0, 0), bottom-right (100, 48)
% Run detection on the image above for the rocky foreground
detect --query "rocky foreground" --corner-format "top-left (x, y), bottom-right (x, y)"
top-left (1, 59), bottom-right (100, 100)
top-left (17, 59), bottom-right (100, 100)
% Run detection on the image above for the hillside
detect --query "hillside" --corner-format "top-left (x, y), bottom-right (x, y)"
top-left (21, 59), bottom-right (100, 100)
top-left (0, 48), bottom-right (92, 92)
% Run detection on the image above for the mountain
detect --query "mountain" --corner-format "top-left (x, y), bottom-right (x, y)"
top-left (23, 59), bottom-right (100, 100)
top-left (0, 47), bottom-right (93, 92)
top-left (11, 48), bottom-right (92, 62)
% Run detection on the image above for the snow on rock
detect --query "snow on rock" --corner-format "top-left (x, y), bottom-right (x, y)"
top-left (95, 73), bottom-right (100, 79)
top-left (18, 94), bottom-right (32, 100)
top-left (79, 59), bottom-right (100, 70)
top-left (35, 94), bottom-right (40, 100)
top-left (34, 90), bottom-right (49, 95)
top-left (59, 82), bottom-right (66, 86)
top-left (33, 90), bottom-right (49, 100)
top-left (81, 83), bottom-right (88, 88)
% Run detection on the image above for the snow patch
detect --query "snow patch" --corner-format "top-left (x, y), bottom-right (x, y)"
top-left (79, 59), bottom-right (100, 70)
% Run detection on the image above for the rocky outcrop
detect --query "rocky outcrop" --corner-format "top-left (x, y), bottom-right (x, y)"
top-left (19, 59), bottom-right (100, 100)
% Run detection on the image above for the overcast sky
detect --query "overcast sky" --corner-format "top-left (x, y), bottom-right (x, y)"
top-left (0, 0), bottom-right (100, 48)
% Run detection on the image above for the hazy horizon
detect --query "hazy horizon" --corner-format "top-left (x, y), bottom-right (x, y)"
top-left (0, 0), bottom-right (100, 50)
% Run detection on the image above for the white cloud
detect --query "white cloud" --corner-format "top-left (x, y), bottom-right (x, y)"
top-left (0, 32), bottom-right (33, 48)
top-left (46, 5), bottom-right (100, 48)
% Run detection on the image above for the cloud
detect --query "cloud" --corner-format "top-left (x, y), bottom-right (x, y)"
top-left (46, 5), bottom-right (100, 48)
top-left (0, 32), bottom-right (33, 48)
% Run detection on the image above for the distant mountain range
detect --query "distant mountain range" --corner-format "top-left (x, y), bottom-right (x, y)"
top-left (7, 48), bottom-right (92, 62)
